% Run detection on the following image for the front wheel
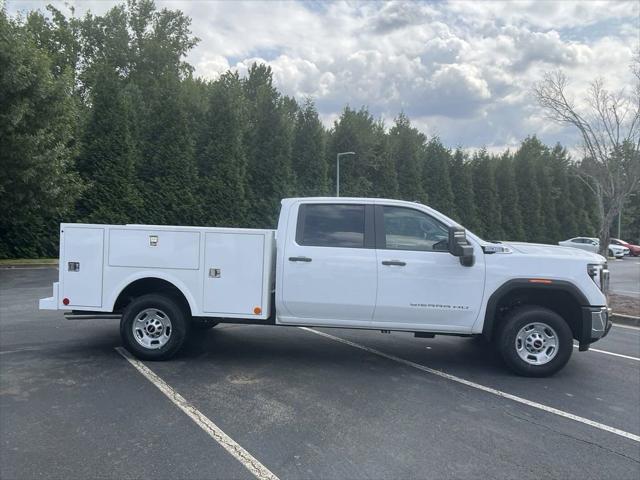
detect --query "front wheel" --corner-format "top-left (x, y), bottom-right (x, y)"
top-left (496, 306), bottom-right (573, 377)
top-left (120, 294), bottom-right (189, 361)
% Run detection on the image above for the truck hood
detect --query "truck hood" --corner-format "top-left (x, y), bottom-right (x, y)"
top-left (502, 241), bottom-right (606, 263)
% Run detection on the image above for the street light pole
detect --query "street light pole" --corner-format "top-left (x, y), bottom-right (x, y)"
top-left (336, 151), bottom-right (355, 197)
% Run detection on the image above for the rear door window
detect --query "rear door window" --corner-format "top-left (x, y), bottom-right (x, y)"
top-left (297, 204), bottom-right (366, 248)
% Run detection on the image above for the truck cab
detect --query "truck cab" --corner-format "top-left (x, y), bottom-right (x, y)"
top-left (40, 197), bottom-right (612, 377)
top-left (275, 198), bottom-right (485, 334)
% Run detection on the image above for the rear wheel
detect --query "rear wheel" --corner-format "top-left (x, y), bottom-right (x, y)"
top-left (120, 294), bottom-right (189, 360)
top-left (496, 306), bottom-right (573, 377)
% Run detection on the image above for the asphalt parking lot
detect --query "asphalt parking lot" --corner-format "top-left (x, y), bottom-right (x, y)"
top-left (609, 257), bottom-right (640, 297)
top-left (1, 268), bottom-right (639, 480)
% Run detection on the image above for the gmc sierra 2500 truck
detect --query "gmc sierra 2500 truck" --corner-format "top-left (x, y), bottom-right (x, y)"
top-left (40, 197), bottom-right (612, 376)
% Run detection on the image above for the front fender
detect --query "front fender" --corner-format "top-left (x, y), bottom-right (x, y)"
top-left (481, 279), bottom-right (589, 340)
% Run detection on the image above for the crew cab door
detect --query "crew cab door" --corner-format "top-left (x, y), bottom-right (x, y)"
top-left (279, 202), bottom-right (377, 327)
top-left (373, 205), bottom-right (485, 331)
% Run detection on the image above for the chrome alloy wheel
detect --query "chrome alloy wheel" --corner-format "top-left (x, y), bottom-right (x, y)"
top-left (515, 322), bottom-right (559, 365)
top-left (132, 308), bottom-right (172, 349)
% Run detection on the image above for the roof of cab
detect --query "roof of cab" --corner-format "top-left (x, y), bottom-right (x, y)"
top-left (282, 197), bottom-right (425, 207)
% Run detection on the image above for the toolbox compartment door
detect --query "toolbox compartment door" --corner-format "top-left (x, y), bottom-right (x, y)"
top-left (203, 232), bottom-right (265, 316)
top-left (108, 229), bottom-right (200, 270)
top-left (61, 227), bottom-right (104, 308)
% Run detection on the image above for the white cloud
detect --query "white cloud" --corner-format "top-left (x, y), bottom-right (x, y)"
top-left (442, 0), bottom-right (635, 31)
top-left (6, 0), bottom-right (639, 150)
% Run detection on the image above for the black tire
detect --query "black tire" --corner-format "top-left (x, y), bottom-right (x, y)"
top-left (120, 293), bottom-right (189, 361)
top-left (496, 305), bottom-right (573, 377)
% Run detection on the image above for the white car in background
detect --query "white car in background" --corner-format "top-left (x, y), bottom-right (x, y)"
top-left (558, 237), bottom-right (628, 258)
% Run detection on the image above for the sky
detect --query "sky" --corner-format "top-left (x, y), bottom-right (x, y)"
top-left (7, 0), bottom-right (639, 153)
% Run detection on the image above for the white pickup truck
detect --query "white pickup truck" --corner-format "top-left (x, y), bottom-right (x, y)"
top-left (40, 197), bottom-right (612, 376)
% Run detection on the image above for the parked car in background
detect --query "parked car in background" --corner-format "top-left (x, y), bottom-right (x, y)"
top-left (610, 238), bottom-right (640, 257)
top-left (558, 237), bottom-right (628, 258)
top-left (558, 237), bottom-right (598, 253)
top-left (608, 243), bottom-right (629, 258)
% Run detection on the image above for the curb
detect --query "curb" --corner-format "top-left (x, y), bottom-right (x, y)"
top-left (611, 313), bottom-right (640, 328)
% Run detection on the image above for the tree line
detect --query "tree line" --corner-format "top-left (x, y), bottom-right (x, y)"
top-left (0, 1), bottom-right (625, 259)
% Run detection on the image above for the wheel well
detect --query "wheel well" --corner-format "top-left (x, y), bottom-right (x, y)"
top-left (488, 287), bottom-right (582, 340)
top-left (113, 278), bottom-right (191, 315)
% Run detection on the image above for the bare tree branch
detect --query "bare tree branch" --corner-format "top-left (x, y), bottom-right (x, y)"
top-left (533, 59), bottom-right (640, 253)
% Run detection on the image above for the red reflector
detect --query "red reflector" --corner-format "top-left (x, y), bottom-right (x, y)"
top-left (63, 297), bottom-right (70, 305)
top-left (529, 279), bottom-right (553, 285)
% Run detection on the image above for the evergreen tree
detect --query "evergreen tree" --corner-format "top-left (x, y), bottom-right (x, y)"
top-left (471, 150), bottom-right (503, 239)
top-left (137, 76), bottom-right (199, 225)
top-left (370, 120), bottom-right (398, 198)
top-left (328, 106), bottom-right (386, 197)
top-left (514, 137), bottom-right (544, 242)
top-left (449, 148), bottom-right (480, 231)
top-left (25, 5), bottom-right (80, 79)
top-left (621, 189), bottom-right (640, 242)
top-left (495, 151), bottom-right (525, 240)
top-left (0, 12), bottom-right (81, 258)
top-left (423, 138), bottom-right (454, 216)
top-left (389, 113), bottom-right (425, 202)
top-left (196, 72), bottom-right (249, 227)
top-left (536, 148), bottom-right (561, 243)
top-left (583, 179), bottom-right (601, 236)
top-left (292, 99), bottom-right (327, 196)
top-left (569, 175), bottom-right (595, 237)
top-left (75, 68), bottom-right (142, 224)
top-left (549, 144), bottom-right (578, 239)
top-left (244, 64), bottom-right (294, 227)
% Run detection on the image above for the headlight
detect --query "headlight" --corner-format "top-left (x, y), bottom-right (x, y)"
top-left (587, 263), bottom-right (609, 293)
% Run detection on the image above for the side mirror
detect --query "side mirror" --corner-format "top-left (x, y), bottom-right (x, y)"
top-left (448, 227), bottom-right (475, 267)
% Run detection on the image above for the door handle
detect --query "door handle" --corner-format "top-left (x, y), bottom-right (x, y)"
top-left (289, 256), bottom-right (312, 262)
top-left (381, 260), bottom-right (406, 266)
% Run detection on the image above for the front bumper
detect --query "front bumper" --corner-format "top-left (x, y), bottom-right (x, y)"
top-left (578, 306), bottom-right (612, 351)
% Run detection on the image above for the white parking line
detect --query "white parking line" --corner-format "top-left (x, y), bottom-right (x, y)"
top-left (0, 346), bottom-right (44, 355)
top-left (300, 328), bottom-right (640, 443)
top-left (115, 347), bottom-right (279, 480)
top-left (613, 323), bottom-right (640, 332)
top-left (613, 289), bottom-right (640, 296)
top-left (573, 344), bottom-right (640, 361)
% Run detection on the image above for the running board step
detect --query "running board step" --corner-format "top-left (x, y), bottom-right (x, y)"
top-left (64, 313), bottom-right (122, 320)
top-left (414, 332), bottom-right (436, 338)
